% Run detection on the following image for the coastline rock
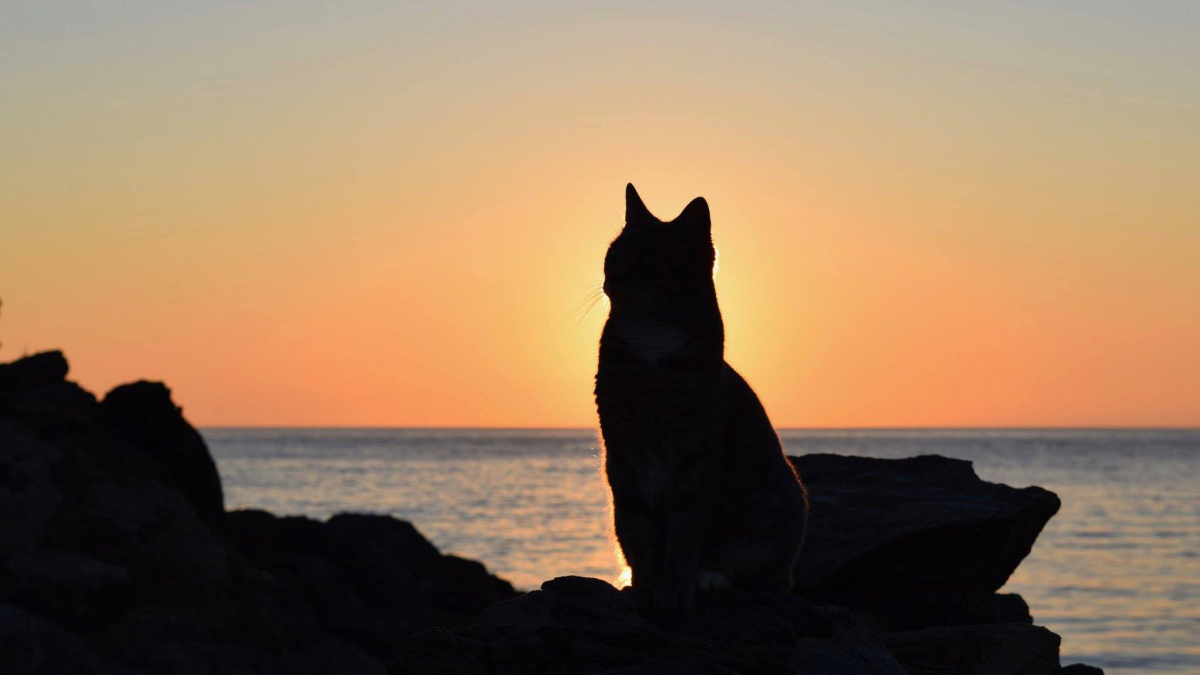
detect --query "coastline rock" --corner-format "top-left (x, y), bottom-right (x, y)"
top-left (0, 352), bottom-right (515, 673)
top-left (99, 381), bottom-right (226, 529)
top-left (0, 350), bottom-right (96, 430)
top-left (0, 351), bottom-right (1106, 674)
top-left (1058, 665), bottom-right (1105, 675)
top-left (789, 453), bottom-right (1060, 630)
top-left (0, 603), bottom-right (100, 675)
top-left (390, 576), bottom-right (911, 675)
top-left (224, 509), bottom-right (516, 660)
top-left (883, 624), bottom-right (1061, 675)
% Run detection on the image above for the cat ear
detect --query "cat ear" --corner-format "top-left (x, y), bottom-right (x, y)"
top-left (675, 196), bottom-right (711, 236)
top-left (625, 183), bottom-right (653, 227)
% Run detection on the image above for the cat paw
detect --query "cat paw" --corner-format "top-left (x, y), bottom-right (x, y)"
top-left (697, 569), bottom-right (731, 591)
top-left (652, 579), bottom-right (696, 612)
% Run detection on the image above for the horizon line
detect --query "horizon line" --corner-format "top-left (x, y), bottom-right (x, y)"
top-left (197, 424), bottom-right (1200, 432)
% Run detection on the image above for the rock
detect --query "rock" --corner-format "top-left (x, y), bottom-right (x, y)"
top-left (1058, 665), bottom-right (1105, 674)
top-left (0, 419), bottom-right (64, 546)
top-left (7, 552), bottom-right (133, 629)
top-left (789, 453), bottom-right (1061, 629)
top-left (0, 351), bottom-right (1110, 675)
top-left (650, 583), bottom-right (845, 646)
top-left (610, 661), bottom-right (738, 675)
top-left (0, 351), bottom-right (96, 430)
top-left (0, 351), bottom-right (68, 391)
top-left (279, 638), bottom-right (387, 675)
top-left (100, 381), bottom-right (225, 529)
top-left (0, 351), bottom-right (516, 674)
top-left (0, 604), bottom-right (99, 675)
top-left (224, 509), bottom-right (517, 660)
top-left (884, 623), bottom-right (1062, 675)
top-left (390, 576), bottom-right (910, 675)
top-left (787, 624), bottom-right (909, 675)
top-left (385, 627), bottom-right (489, 675)
top-left (0, 379), bottom-right (233, 639)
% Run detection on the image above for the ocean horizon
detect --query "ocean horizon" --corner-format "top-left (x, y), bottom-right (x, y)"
top-left (204, 427), bottom-right (1200, 675)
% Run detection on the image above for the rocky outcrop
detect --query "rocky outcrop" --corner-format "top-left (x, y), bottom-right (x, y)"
top-left (0, 351), bottom-right (515, 673)
top-left (0, 350), bottom-right (1104, 674)
top-left (99, 380), bottom-right (226, 529)
top-left (390, 576), bottom-right (1075, 675)
top-left (223, 509), bottom-right (516, 660)
top-left (789, 453), bottom-right (1061, 630)
top-left (386, 449), bottom-right (1097, 674)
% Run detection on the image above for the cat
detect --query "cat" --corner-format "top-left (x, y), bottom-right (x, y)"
top-left (595, 184), bottom-right (808, 612)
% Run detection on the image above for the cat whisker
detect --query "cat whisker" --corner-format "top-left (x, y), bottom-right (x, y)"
top-left (571, 293), bottom-right (606, 331)
top-left (568, 287), bottom-right (603, 313)
top-left (565, 287), bottom-right (605, 323)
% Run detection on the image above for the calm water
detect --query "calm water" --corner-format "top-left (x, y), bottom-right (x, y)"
top-left (203, 428), bottom-right (1200, 674)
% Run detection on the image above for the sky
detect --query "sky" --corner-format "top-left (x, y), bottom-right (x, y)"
top-left (2, 1), bottom-right (1198, 427)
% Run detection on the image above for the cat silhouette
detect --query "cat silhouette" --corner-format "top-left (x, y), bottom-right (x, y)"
top-left (596, 184), bottom-right (808, 612)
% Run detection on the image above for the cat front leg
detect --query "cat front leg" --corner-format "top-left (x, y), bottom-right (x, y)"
top-left (653, 458), bottom-right (714, 611)
top-left (611, 491), bottom-right (662, 608)
top-left (607, 447), bottom-right (664, 609)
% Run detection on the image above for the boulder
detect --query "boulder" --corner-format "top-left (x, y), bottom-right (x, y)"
top-left (223, 509), bottom-right (517, 660)
top-left (0, 604), bottom-right (100, 675)
top-left (0, 351), bottom-right (517, 673)
top-left (0, 351), bottom-right (69, 391)
top-left (0, 376), bottom-right (233, 641)
top-left (883, 623), bottom-right (1062, 675)
top-left (100, 381), bottom-right (225, 529)
top-left (0, 351), bottom-right (96, 430)
top-left (389, 576), bottom-right (910, 675)
top-left (790, 453), bottom-right (1060, 629)
top-left (0, 351), bottom-right (1109, 675)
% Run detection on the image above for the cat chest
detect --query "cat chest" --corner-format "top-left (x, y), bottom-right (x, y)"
top-left (611, 317), bottom-right (689, 365)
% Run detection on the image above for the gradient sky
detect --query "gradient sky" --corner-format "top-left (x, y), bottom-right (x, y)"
top-left (2, 1), bottom-right (1198, 427)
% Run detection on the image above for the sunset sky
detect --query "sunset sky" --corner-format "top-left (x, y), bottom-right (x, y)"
top-left (3, 1), bottom-right (1198, 427)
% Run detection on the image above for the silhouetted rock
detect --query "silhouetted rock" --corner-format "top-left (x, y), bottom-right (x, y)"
top-left (0, 351), bottom-right (515, 673)
top-left (789, 453), bottom-right (1060, 630)
top-left (0, 604), bottom-right (100, 675)
top-left (0, 350), bottom-right (96, 430)
top-left (100, 381), bottom-right (225, 529)
top-left (390, 576), bottom-right (910, 675)
top-left (884, 623), bottom-right (1061, 675)
top-left (0, 351), bottom-right (68, 391)
top-left (224, 509), bottom-right (516, 660)
top-left (0, 351), bottom-right (1108, 674)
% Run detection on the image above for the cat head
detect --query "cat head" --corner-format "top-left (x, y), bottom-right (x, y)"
top-left (603, 184), bottom-right (718, 322)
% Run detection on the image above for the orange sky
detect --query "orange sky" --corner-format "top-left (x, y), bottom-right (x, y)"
top-left (3, 2), bottom-right (1199, 427)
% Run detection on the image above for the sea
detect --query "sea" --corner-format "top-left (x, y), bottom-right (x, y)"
top-left (202, 428), bottom-right (1200, 674)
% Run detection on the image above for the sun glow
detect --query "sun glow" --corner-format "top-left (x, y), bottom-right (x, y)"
top-left (3, 2), bottom-right (1198, 427)
top-left (615, 564), bottom-right (632, 589)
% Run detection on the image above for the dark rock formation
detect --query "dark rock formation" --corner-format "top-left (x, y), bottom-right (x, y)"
top-left (1058, 665), bottom-right (1106, 675)
top-left (223, 509), bottom-right (516, 660)
top-left (386, 452), bottom-right (1098, 674)
top-left (99, 381), bottom-right (226, 529)
top-left (390, 574), bottom-right (1091, 675)
top-left (0, 350), bottom-right (1106, 674)
top-left (884, 624), bottom-right (1062, 675)
top-left (0, 351), bottom-right (515, 673)
top-left (789, 453), bottom-right (1061, 630)
top-left (0, 350), bottom-right (96, 430)
top-left (391, 575), bottom-right (911, 675)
